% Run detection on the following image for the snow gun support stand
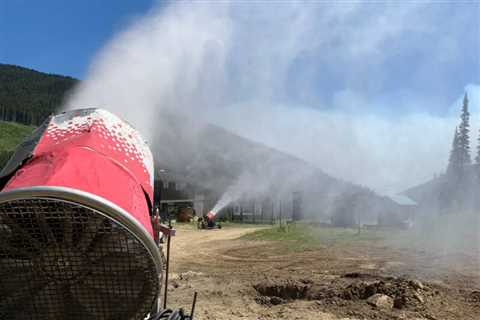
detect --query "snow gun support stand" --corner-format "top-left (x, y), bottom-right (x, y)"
top-left (148, 215), bottom-right (198, 320)
top-left (197, 211), bottom-right (222, 230)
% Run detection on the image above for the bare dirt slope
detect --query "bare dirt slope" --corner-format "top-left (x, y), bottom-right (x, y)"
top-left (165, 224), bottom-right (479, 320)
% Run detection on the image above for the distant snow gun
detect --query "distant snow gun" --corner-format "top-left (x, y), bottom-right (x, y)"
top-left (197, 210), bottom-right (222, 230)
top-left (0, 108), bottom-right (197, 320)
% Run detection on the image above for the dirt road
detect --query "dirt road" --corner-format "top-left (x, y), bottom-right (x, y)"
top-left (165, 224), bottom-right (479, 320)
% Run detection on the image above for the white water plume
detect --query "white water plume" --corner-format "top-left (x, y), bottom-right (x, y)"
top-left (209, 193), bottom-right (233, 217)
top-left (209, 171), bottom-right (261, 216)
top-left (64, 1), bottom-right (479, 196)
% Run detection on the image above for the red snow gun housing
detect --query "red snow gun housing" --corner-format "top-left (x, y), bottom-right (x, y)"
top-left (0, 108), bottom-right (163, 320)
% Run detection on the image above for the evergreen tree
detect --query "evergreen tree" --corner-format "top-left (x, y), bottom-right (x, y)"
top-left (444, 93), bottom-right (474, 211)
top-left (447, 127), bottom-right (461, 178)
top-left (457, 93), bottom-right (471, 167)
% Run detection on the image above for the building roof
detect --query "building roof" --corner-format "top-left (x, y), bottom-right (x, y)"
top-left (388, 194), bottom-right (417, 206)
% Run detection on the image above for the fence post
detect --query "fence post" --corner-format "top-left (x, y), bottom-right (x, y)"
top-left (279, 200), bottom-right (282, 227)
top-left (271, 202), bottom-right (274, 225)
top-left (261, 204), bottom-right (264, 224)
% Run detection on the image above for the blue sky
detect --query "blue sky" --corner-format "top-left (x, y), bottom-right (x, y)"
top-left (1, 0), bottom-right (156, 78)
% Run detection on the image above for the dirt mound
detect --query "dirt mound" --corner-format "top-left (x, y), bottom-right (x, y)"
top-left (340, 277), bottom-right (429, 309)
top-left (254, 274), bottom-right (431, 311)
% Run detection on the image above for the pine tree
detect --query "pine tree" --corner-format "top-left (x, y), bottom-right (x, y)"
top-left (457, 93), bottom-right (471, 167)
top-left (447, 127), bottom-right (461, 178)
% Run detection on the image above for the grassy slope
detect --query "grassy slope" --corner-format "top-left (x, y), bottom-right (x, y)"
top-left (0, 121), bottom-right (34, 169)
top-left (242, 223), bottom-right (388, 251)
top-left (0, 121), bottom-right (34, 152)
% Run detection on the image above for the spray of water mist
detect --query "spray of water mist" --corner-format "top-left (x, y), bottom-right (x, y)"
top-left (208, 171), bottom-right (260, 217)
top-left (63, 1), bottom-right (479, 259)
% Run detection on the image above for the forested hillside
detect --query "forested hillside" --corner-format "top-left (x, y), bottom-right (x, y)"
top-left (0, 64), bottom-right (78, 126)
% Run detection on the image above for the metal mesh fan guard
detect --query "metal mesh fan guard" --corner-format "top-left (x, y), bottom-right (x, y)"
top-left (0, 187), bottom-right (162, 320)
